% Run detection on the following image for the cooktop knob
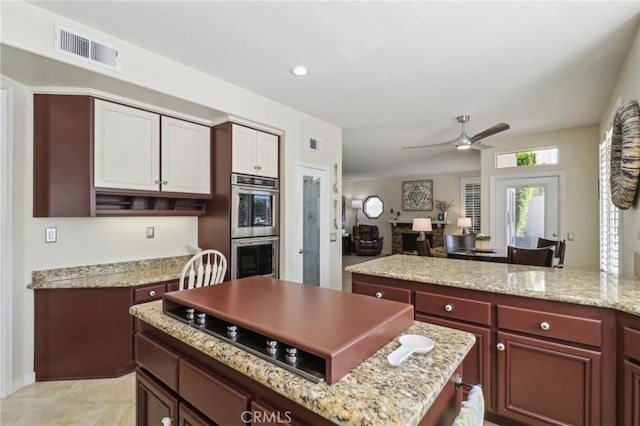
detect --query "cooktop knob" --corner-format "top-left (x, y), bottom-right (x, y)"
top-left (285, 347), bottom-right (299, 364)
top-left (226, 325), bottom-right (238, 338)
top-left (265, 339), bottom-right (279, 355)
top-left (196, 312), bottom-right (206, 326)
top-left (185, 308), bottom-right (195, 322)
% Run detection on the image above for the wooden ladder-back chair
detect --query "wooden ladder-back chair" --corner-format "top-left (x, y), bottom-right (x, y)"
top-left (179, 249), bottom-right (227, 291)
top-left (507, 246), bottom-right (554, 267)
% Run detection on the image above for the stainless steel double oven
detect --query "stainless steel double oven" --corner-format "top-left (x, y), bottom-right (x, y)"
top-left (230, 174), bottom-right (279, 279)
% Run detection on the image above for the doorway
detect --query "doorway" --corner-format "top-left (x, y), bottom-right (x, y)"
top-left (491, 173), bottom-right (562, 251)
top-left (296, 164), bottom-right (329, 287)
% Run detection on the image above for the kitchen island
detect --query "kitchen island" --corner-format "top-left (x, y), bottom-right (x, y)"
top-left (130, 280), bottom-right (476, 426)
top-left (346, 254), bottom-right (640, 426)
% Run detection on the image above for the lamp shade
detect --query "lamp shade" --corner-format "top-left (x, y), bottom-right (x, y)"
top-left (412, 218), bottom-right (432, 232)
top-left (351, 199), bottom-right (363, 209)
top-left (457, 217), bottom-right (472, 228)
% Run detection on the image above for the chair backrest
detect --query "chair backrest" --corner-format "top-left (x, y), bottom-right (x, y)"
top-left (354, 224), bottom-right (379, 241)
top-left (536, 237), bottom-right (566, 268)
top-left (416, 239), bottom-right (434, 257)
top-left (507, 246), bottom-right (554, 267)
top-left (445, 234), bottom-right (475, 251)
top-left (179, 249), bottom-right (227, 291)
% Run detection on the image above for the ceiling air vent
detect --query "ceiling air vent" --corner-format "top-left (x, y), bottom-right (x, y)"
top-left (309, 138), bottom-right (324, 152)
top-left (55, 25), bottom-right (120, 71)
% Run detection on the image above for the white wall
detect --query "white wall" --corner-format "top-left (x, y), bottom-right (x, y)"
top-left (599, 23), bottom-right (640, 278)
top-left (344, 171), bottom-right (479, 253)
top-left (481, 126), bottom-right (600, 270)
top-left (1, 1), bottom-right (342, 393)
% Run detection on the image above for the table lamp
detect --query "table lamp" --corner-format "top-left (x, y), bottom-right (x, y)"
top-left (412, 218), bottom-right (432, 241)
top-left (457, 217), bottom-right (472, 234)
top-left (351, 199), bottom-right (363, 226)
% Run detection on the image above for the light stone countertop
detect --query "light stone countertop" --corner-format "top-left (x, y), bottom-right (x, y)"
top-left (346, 255), bottom-right (640, 316)
top-left (28, 255), bottom-right (190, 289)
top-left (130, 300), bottom-right (476, 426)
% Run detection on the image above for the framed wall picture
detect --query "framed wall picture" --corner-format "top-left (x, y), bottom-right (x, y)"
top-left (402, 180), bottom-right (433, 211)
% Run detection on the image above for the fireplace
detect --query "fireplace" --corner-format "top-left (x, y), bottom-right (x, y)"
top-left (390, 222), bottom-right (445, 254)
top-left (402, 233), bottom-right (434, 253)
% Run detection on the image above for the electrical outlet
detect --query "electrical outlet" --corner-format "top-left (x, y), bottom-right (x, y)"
top-left (146, 226), bottom-right (155, 239)
top-left (45, 227), bottom-right (57, 243)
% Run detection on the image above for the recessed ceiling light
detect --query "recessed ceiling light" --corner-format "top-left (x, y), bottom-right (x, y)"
top-left (290, 65), bottom-right (308, 76)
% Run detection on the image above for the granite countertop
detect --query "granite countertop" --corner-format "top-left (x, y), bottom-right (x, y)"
top-left (28, 255), bottom-right (191, 289)
top-left (130, 300), bottom-right (475, 426)
top-left (346, 254), bottom-right (640, 316)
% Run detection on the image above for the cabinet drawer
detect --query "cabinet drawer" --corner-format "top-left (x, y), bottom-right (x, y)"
top-left (497, 305), bottom-right (602, 347)
top-left (353, 281), bottom-right (411, 304)
top-left (134, 284), bottom-right (166, 304)
top-left (415, 291), bottom-right (491, 325)
top-left (166, 281), bottom-right (180, 293)
top-left (134, 333), bottom-right (180, 391)
top-left (179, 359), bottom-right (249, 426)
top-left (624, 326), bottom-right (640, 363)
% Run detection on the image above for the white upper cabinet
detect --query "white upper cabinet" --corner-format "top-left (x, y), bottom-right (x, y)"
top-left (94, 99), bottom-right (160, 191)
top-left (232, 124), bottom-right (278, 178)
top-left (94, 99), bottom-right (211, 195)
top-left (161, 117), bottom-right (211, 194)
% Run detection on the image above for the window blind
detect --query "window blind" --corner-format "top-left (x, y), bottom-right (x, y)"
top-left (599, 128), bottom-right (620, 274)
top-left (461, 178), bottom-right (481, 233)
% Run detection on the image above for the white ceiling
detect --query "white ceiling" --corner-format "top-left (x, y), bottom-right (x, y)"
top-left (27, 1), bottom-right (640, 180)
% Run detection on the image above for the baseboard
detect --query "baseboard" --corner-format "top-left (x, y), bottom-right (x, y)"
top-left (11, 371), bottom-right (35, 394)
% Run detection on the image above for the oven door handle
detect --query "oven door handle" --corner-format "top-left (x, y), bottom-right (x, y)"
top-left (234, 238), bottom-right (278, 246)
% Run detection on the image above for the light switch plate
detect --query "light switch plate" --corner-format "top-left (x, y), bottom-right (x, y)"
top-left (567, 232), bottom-right (575, 241)
top-left (330, 233), bottom-right (337, 242)
top-left (146, 226), bottom-right (155, 238)
top-left (45, 227), bottom-right (57, 243)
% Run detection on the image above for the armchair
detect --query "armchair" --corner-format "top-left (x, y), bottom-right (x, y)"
top-left (352, 224), bottom-right (384, 256)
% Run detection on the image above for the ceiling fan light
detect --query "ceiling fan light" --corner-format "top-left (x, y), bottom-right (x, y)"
top-left (456, 144), bottom-right (471, 150)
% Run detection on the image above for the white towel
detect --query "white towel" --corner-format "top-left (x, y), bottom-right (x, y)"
top-left (452, 385), bottom-right (484, 426)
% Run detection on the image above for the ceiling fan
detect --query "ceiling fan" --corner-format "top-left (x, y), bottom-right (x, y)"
top-left (404, 115), bottom-right (510, 151)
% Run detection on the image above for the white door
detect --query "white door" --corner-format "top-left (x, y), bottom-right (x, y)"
top-left (231, 124), bottom-right (256, 175)
top-left (296, 165), bottom-right (329, 287)
top-left (161, 117), bottom-right (211, 194)
top-left (492, 175), bottom-right (560, 251)
top-left (255, 131), bottom-right (279, 178)
top-left (94, 99), bottom-right (160, 191)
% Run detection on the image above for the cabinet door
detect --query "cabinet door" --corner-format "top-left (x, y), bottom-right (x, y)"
top-left (137, 369), bottom-right (178, 426)
top-left (178, 403), bottom-right (210, 426)
top-left (94, 99), bottom-right (160, 191)
top-left (416, 314), bottom-right (492, 411)
top-left (161, 117), bottom-right (211, 194)
top-left (496, 331), bottom-right (601, 426)
top-left (232, 124), bottom-right (257, 175)
top-left (255, 131), bottom-right (278, 178)
top-left (624, 360), bottom-right (640, 426)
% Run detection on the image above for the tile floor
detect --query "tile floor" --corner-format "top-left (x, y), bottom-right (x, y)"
top-left (1, 255), bottom-right (499, 425)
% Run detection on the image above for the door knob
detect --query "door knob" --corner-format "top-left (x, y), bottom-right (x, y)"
top-left (298, 248), bottom-right (305, 254)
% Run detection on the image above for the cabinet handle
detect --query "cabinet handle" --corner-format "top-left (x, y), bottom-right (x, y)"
top-left (540, 321), bottom-right (551, 330)
top-left (161, 417), bottom-right (173, 426)
top-left (154, 179), bottom-right (160, 184)
top-left (375, 292), bottom-right (383, 298)
top-left (444, 304), bottom-right (453, 312)
top-left (149, 290), bottom-right (156, 297)
top-left (256, 165), bottom-right (262, 170)
top-left (162, 180), bottom-right (168, 185)
top-left (496, 343), bottom-right (505, 351)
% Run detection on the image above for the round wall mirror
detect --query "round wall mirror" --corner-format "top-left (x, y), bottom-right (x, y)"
top-left (363, 195), bottom-right (384, 219)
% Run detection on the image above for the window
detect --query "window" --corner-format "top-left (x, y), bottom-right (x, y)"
top-left (496, 148), bottom-right (558, 169)
top-left (461, 177), bottom-right (481, 233)
top-left (599, 128), bottom-right (620, 274)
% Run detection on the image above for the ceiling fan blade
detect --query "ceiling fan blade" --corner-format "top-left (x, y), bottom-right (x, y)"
top-left (471, 123), bottom-right (510, 142)
top-left (470, 142), bottom-right (492, 151)
top-left (403, 139), bottom-right (457, 149)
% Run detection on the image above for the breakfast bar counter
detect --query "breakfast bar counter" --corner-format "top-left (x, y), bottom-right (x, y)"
top-left (131, 299), bottom-right (476, 425)
top-left (346, 254), bottom-right (640, 315)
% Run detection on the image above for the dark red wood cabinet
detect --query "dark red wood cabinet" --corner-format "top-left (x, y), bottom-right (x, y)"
top-left (351, 272), bottom-right (621, 426)
top-left (34, 280), bottom-right (178, 381)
